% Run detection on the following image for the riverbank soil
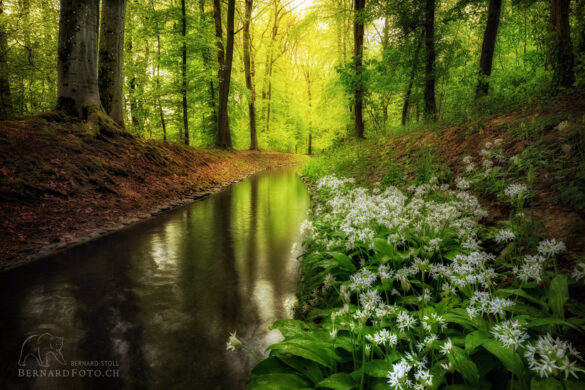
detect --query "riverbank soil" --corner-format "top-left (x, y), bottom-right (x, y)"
top-left (0, 116), bottom-right (304, 271)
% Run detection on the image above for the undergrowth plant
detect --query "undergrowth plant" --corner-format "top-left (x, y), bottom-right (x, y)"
top-left (230, 139), bottom-right (585, 390)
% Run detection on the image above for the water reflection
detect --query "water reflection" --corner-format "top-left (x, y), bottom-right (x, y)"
top-left (0, 167), bottom-right (309, 389)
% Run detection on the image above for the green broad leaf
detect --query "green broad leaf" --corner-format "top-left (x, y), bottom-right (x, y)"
top-left (247, 373), bottom-right (312, 390)
top-left (496, 288), bottom-right (548, 310)
top-left (271, 319), bottom-right (315, 339)
top-left (363, 353), bottom-right (401, 378)
top-left (565, 381), bottom-right (585, 390)
top-left (316, 373), bottom-right (356, 390)
top-left (443, 312), bottom-right (478, 330)
top-left (481, 339), bottom-right (524, 375)
top-left (464, 330), bottom-right (490, 354)
top-left (249, 356), bottom-right (295, 376)
top-left (548, 275), bottom-right (569, 319)
top-left (326, 252), bottom-right (357, 272)
top-left (448, 347), bottom-right (480, 384)
top-left (373, 238), bottom-right (395, 257)
top-left (526, 317), bottom-right (585, 334)
top-left (277, 355), bottom-right (324, 384)
top-left (269, 339), bottom-right (340, 368)
top-left (530, 377), bottom-right (563, 390)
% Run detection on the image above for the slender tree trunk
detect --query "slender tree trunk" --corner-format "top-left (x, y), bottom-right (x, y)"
top-left (199, 0), bottom-right (217, 130)
top-left (243, 0), bottom-right (258, 150)
top-left (181, 0), bottom-right (189, 145)
top-left (550, 0), bottom-right (575, 89)
top-left (402, 37), bottom-right (422, 126)
top-left (305, 70), bottom-right (312, 154)
top-left (98, 0), bottom-right (126, 126)
top-left (0, 0), bottom-right (12, 119)
top-left (423, 0), bottom-right (437, 120)
top-left (215, 0), bottom-right (234, 148)
top-left (154, 13), bottom-right (166, 142)
top-left (57, 0), bottom-right (102, 117)
top-left (353, 0), bottom-right (365, 139)
top-left (476, 0), bottom-right (502, 98)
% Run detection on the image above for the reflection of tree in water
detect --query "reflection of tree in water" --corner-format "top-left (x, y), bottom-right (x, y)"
top-left (68, 245), bottom-right (147, 390)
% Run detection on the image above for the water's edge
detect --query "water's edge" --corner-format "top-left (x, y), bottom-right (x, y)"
top-left (2, 163), bottom-right (299, 274)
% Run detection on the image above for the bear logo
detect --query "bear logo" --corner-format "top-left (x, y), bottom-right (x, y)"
top-left (18, 333), bottom-right (66, 367)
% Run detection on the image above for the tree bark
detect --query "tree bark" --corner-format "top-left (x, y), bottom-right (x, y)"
top-left (243, 0), bottom-right (258, 150)
top-left (423, 0), bottom-right (437, 120)
top-left (154, 3), bottom-right (166, 142)
top-left (550, 0), bottom-right (575, 89)
top-left (181, 0), bottom-right (190, 145)
top-left (199, 0), bottom-right (217, 131)
top-left (353, 0), bottom-right (365, 139)
top-left (98, 0), bottom-right (126, 126)
top-left (57, 0), bottom-right (102, 117)
top-left (215, 0), bottom-right (234, 148)
top-left (476, 0), bottom-right (502, 98)
top-left (0, 0), bottom-right (12, 120)
top-left (402, 36), bottom-right (422, 126)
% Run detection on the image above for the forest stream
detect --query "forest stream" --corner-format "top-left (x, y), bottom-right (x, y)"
top-left (0, 167), bottom-right (309, 390)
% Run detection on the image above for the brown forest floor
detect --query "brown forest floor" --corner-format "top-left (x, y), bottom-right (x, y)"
top-left (0, 117), bottom-right (303, 271)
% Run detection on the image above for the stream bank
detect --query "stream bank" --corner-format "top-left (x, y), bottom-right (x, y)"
top-left (0, 117), bottom-right (305, 271)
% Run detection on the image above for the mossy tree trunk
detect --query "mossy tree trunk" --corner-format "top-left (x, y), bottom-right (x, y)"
top-left (57, 0), bottom-right (102, 118)
top-left (98, 0), bottom-right (126, 126)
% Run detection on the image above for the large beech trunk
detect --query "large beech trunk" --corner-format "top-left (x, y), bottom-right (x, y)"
top-left (98, 0), bottom-right (126, 126)
top-left (353, 0), bottom-right (365, 139)
top-left (57, 0), bottom-right (102, 117)
top-left (476, 0), bottom-right (502, 98)
top-left (423, 0), bottom-right (437, 120)
top-left (243, 0), bottom-right (258, 150)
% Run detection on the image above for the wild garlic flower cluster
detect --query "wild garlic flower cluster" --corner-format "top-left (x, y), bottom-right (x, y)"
top-left (504, 183), bottom-right (528, 199)
top-left (288, 174), bottom-right (583, 387)
top-left (524, 334), bottom-right (584, 379)
top-left (387, 354), bottom-right (433, 390)
top-left (491, 320), bottom-right (529, 350)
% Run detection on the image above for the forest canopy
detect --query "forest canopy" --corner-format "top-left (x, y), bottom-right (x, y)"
top-left (0, 0), bottom-right (583, 152)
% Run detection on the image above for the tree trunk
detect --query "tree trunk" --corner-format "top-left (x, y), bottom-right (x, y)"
top-left (215, 0), bottom-right (234, 148)
top-left (402, 37), bottom-right (422, 126)
top-left (199, 0), bottom-right (217, 131)
top-left (423, 0), bottom-right (437, 120)
top-left (98, 0), bottom-right (126, 126)
top-left (243, 0), bottom-right (258, 150)
top-left (305, 70), bottom-right (312, 154)
top-left (181, 0), bottom-right (190, 145)
top-left (550, 0), bottom-right (575, 89)
top-left (353, 0), bottom-right (365, 139)
top-left (476, 0), bottom-right (502, 98)
top-left (0, 0), bottom-right (12, 120)
top-left (154, 10), bottom-right (166, 142)
top-left (57, 0), bottom-right (102, 117)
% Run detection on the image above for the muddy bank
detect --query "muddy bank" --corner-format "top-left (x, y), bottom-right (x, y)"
top-left (0, 117), bottom-right (304, 271)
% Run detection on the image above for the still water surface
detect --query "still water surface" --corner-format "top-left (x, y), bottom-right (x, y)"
top-left (0, 167), bottom-right (309, 389)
